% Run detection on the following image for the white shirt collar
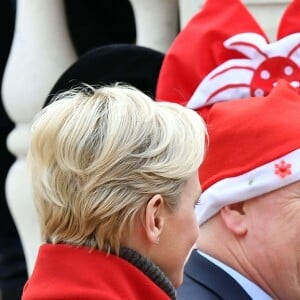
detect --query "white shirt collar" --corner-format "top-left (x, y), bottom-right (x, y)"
top-left (197, 250), bottom-right (273, 300)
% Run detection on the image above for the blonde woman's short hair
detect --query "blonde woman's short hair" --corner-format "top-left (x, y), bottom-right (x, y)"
top-left (28, 84), bottom-right (206, 253)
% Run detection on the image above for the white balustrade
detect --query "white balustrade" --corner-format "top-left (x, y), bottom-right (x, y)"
top-left (245, 0), bottom-right (291, 41)
top-left (179, 0), bottom-right (203, 29)
top-left (129, 0), bottom-right (179, 52)
top-left (1, 0), bottom-right (77, 275)
top-left (179, 0), bottom-right (290, 40)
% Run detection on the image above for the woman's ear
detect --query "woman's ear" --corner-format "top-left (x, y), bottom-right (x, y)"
top-left (220, 202), bottom-right (247, 236)
top-left (144, 194), bottom-right (165, 244)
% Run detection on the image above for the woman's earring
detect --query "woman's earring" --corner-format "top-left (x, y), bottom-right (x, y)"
top-left (156, 236), bottom-right (160, 244)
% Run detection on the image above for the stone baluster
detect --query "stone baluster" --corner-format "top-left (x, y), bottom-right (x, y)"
top-left (129, 0), bottom-right (179, 52)
top-left (179, 0), bottom-right (291, 40)
top-left (245, 0), bottom-right (291, 41)
top-left (1, 0), bottom-right (77, 275)
top-left (179, 0), bottom-right (203, 29)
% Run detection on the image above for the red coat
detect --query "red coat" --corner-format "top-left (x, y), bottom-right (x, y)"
top-left (22, 244), bottom-right (174, 299)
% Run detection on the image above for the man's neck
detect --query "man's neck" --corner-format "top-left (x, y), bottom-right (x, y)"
top-left (197, 250), bottom-right (273, 300)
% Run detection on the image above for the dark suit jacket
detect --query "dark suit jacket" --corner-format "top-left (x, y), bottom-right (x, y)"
top-left (177, 250), bottom-right (252, 299)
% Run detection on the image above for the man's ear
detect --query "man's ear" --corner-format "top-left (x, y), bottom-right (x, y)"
top-left (144, 194), bottom-right (165, 244)
top-left (220, 202), bottom-right (247, 236)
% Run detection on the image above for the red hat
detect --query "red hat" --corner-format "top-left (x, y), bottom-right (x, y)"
top-left (156, 0), bottom-right (300, 224)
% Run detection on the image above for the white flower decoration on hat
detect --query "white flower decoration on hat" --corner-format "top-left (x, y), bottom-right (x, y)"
top-left (187, 32), bottom-right (300, 109)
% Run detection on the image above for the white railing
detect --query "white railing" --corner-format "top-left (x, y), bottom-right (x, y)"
top-left (179, 1), bottom-right (289, 41)
top-left (1, 0), bottom-right (77, 275)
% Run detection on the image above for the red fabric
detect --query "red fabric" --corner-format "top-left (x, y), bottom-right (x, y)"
top-left (278, 0), bottom-right (300, 39)
top-left (199, 80), bottom-right (300, 191)
top-left (156, 0), bottom-right (300, 107)
top-left (155, 0), bottom-right (266, 105)
top-left (155, 0), bottom-right (300, 194)
top-left (22, 244), bottom-right (171, 300)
